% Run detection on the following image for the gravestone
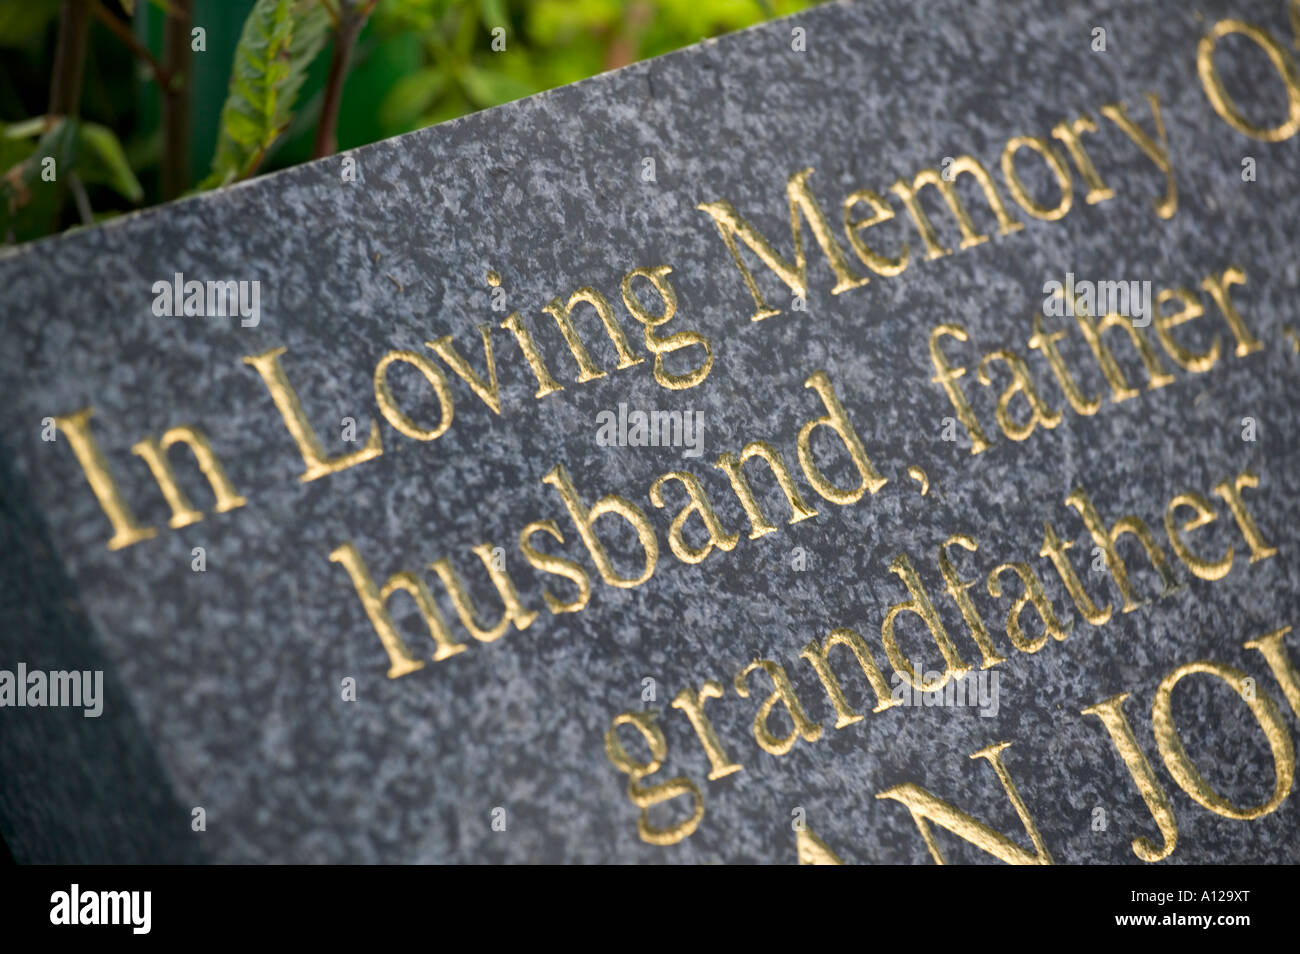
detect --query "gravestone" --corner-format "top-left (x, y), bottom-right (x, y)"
top-left (2, 0), bottom-right (1299, 864)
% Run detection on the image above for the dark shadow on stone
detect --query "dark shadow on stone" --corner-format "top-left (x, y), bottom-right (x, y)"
top-left (0, 450), bottom-right (206, 863)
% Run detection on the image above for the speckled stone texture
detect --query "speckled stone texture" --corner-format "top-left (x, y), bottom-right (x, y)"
top-left (1, 0), bottom-right (1299, 863)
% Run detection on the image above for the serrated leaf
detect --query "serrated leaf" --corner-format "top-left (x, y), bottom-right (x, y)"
top-left (200, 0), bottom-right (331, 189)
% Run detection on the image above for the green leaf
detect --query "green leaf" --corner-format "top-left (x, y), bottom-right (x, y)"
top-left (0, 0), bottom-right (61, 50)
top-left (371, 0), bottom-right (440, 34)
top-left (200, 0), bottom-right (331, 189)
top-left (75, 123), bottom-right (145, 203)
top-left (1, 118), bottom-right (143, 240)
top-left (478, 0), bottom-right (508, 30)
top-left (0, 119), bottom-right (76, 242)
top-left (378, 67), bottom-right (444, 129)
top-left (3, 118), bottom-right (48, 140)
top-left (458, 65), bottom-right (533, 108)
top-left (0, 123), bottom-right (36, 182)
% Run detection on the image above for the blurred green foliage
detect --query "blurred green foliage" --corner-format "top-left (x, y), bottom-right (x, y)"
top-left (1, 0), bottom-right (817, 245)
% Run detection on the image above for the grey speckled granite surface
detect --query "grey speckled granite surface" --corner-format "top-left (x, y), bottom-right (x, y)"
top-left (1, 0), bottom-right (1299, 863)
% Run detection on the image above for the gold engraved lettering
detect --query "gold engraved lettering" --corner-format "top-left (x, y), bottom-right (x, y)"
top-left (986, 561), bottom-right (1070, 653)
top-left (1164, 492), bottom-right (1233, 581)
top-left (53, 407), bottom-right (156, 550)
top-left (1152, 661), bottom-right (1295, 820)
top-left (605, 711), bottom-right (704, 846)
top-left (880, 553), bottom-right (970, 692)
top-left (1073, 309), bottom-right (1175, 404)
top-left (796, 828), bottom-right (846, 865)
top-left (620, 265), bottom-right (713, 390)
top-left (372, 349), bottom-right (454, 441)
top-left (543, 463), bottom-right (659, 587)
top-left (1066, 488), bottom-right (1181, 613)
top-left (129, 426), bottom-right (248, 529)
top-left (648, 471), bottom-right (739, 564)
top-left (671, 681), bottom-right (743, 780)
top-left (733, 658), bottom-right (823, 755)
top-left (1153, 287), bottom-right (1221, 373)
top-left (797, 370), bottom-right (888, 504)
top-left (1197, 19), bottom-right (1300, 142)
top-left (328, 541), bottom-right (467, 678)
top-left (929, 324), bottom-right (993, 455)
top-left (1212, 470), bottom-right (1277, 563)
top-left (518, 520), bottom-right (590, 614)
top-left (1244, 625), bottom-right (1300, 720)
top-left (938, 535), bottom-right (1007, 669)
top-left (714, 440), bottom-right (818, 539)
top-left (242, 346), bottom-right (383, 482)
top-left (999, 136), bottom-right (1073, 221)
top-left (541, 287), bottom-right (643, 382)
top-left (1049, 114), bottom-right (1115, 204)
top-left (430, 544), bottom-right (537, 642)
top-left (1039, 521), bottom-right (1113, 627)
top-left (500, 311), bottom-right (564, 399)
top-left (799, 627), bottom-right (900, 726)
top-left (427, 325), bottom-right (501, 414)
top-left (1201, 266), bottom-right (1262, 357)
top-left (1028, 312), bottom-right (1101, 416)
top-left (842, 189), bottom-right (909, 276)
top-left (875, 741), bottom-right (1053, 865)
top-left (698, 167), bottom-right (867, 321)
top-left (1099, 94), bottom-right (1177, 219)
top-left (976, 349), bottom-right (1062, 440)
top-left (1081, 693), bottom-right (1178, 862)
top-left (888, 156), bottom-right (1023, 259)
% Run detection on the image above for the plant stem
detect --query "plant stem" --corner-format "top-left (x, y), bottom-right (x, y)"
top-left (604, 0), bottom-right (653, 71)
top-left (160, 0), bottom-right (192, 200)
top-left (313, 0), bottom-right (378, 159)
top-left (69, 172), bottom-right (94, 224)
top-left (48, 0), bottom-right (92, 122)
top-left (44, 0), bottom-right (91, 232)
top-left (92, 1), bottom-right (171, 87)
